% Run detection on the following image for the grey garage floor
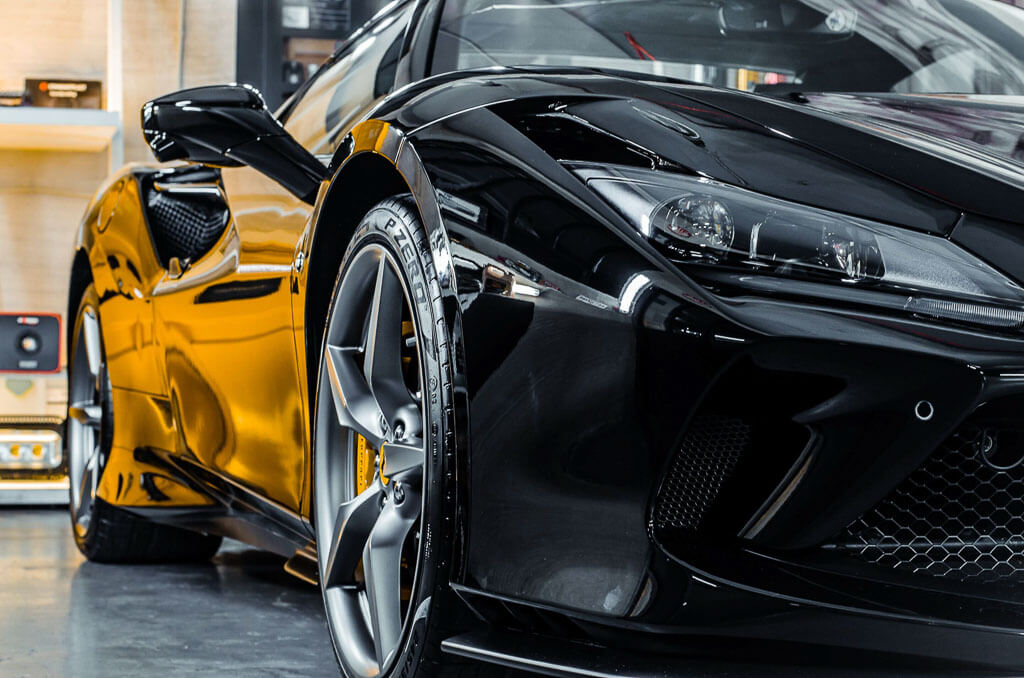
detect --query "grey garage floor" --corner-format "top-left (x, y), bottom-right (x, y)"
top-left (0, 508), bottom-right (341, 678)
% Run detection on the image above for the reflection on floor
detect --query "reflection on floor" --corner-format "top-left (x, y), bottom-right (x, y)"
top-left (0, 508), bottom-right (338, 677)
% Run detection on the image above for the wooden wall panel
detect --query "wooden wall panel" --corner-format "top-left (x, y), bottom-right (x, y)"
top-left (0, 0), bottom-right (107, 94)
top-left (0, 149), bottom-right (107, 318)
top-left (0, 192), bottom-right (86, 317)
top-left (122, 0), bottom-right (238, 163)
top-left (182, 0), bottom-right (239, 90)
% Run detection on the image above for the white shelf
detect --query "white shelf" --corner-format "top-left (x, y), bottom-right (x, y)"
top-left (0, 107), bottom-right (121, 153)
top-left (0, 478), bottom-right (69, 505)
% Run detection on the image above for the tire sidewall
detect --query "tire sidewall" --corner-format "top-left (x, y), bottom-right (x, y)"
top-left (67, 285), bottom-right (112, 552)
top-left (314, 197), bottom-right (458, 678)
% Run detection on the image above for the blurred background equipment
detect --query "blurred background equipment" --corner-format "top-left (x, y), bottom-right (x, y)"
top-left (237, 0), bottom-right (388, 109)
top-left (0, 314), bottom-right (61, 373)
top-left (0, 90), bottom-right (27, 107)
top-left (0, 313), bottom-right (66, 504)
top-left (25, 79), bottom-right (104, 109)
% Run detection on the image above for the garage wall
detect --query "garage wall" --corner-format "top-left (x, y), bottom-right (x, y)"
top-left (0, 1), bottom-right (109, 93)
top-left (0, 0), bottom-right (237, 326)
top-left (123, 0), bottom-right (238, 164)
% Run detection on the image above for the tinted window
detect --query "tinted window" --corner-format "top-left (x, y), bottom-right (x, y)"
top-left (285, 4), bottom-right (412, 153)
top-left (431, 0), bottom-right (1024, 96)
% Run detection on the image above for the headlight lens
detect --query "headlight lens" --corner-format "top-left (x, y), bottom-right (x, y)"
top-left (576, 165), bottom-right (1024, 329)
top-left (654, 195), bottom-right (736, 252)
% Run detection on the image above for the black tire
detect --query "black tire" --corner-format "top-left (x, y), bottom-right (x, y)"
top-left (76, 497), bottom-right (223, 564)
top-left (313, 196), bottom-right (482, 678)
top-left (67, 285), bottom-right (222, 563)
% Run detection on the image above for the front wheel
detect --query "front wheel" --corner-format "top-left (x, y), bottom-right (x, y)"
top-left (313, 196), bottom-right (477, 677)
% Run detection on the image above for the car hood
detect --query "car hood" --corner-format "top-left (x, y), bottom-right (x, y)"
top-left (393, 69), bottom-right (1024, 231)
top-left (800, 92), bottom-right (1024, 195)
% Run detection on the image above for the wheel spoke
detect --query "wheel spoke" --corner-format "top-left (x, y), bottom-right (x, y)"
top-left (362, 488), bottom-right (421, 668)
top-left (363, 257), bottom-right (415, 429)
top-left (82, 310), bottom-right (102, 379)
top-left (323, 482), bottom-right (382, 589)
top-left (76, 444), bottom-right (100, 523)
top-left (324, 344), bottom-right (386, 449)
top-left (381, 439), bottom-right (424, 481)
top-left (317, 244), bottom-right (430, 677)
top-left (91, 446), bottom-right (100, 497)
top-left (68, 402), bottom-right (102, 429)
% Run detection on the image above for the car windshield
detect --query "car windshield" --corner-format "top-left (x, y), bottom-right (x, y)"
top-left (431, 0), bottom-right (1024, 95)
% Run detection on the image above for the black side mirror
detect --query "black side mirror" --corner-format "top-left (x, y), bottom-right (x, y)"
top-left (141, 84), bottom-right (328, 203)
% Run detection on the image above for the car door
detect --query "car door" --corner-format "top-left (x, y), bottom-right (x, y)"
top-left (150, 3), bottom-right (415, 514)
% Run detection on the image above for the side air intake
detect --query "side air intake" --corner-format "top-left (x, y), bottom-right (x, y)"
top-left (653, 414), bottom-right (749, 534)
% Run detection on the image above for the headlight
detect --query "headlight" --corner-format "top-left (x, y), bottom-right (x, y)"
top-left (576, 165), bottom-right (1024, 329)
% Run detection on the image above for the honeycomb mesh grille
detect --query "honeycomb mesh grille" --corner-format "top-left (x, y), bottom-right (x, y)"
top-left (834, 428), bottom-right (1024, 582)
top-left (653, 414), bottom-right (749, 533)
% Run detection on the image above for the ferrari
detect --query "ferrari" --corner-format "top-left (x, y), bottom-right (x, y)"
top-left (66, 0), bottom-right (1024, 675)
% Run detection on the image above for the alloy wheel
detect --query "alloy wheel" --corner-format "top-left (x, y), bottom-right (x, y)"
top-left (67, 306), bottom-right (109, 538)
top-left (315, 242), bottom-right (427, 677)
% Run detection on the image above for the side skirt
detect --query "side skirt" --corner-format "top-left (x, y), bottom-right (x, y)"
top-left (121, 447), bottom-right (313, 558)
top-left (441, 629), bottom-right (961, 678)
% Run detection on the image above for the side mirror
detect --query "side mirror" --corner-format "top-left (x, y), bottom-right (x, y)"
top-left (141, 84), bottom-right (328, 203)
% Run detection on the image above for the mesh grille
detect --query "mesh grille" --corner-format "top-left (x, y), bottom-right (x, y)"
top-left (833, 428), bottom-right (1024, 582)
top-left (146, 190), bottom-right (228, 267)
top-left (653, 414), bottom-right (749, 533)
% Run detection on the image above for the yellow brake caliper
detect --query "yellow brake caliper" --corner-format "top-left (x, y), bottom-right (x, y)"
top-left (355, 434), bottom-right (376, 494)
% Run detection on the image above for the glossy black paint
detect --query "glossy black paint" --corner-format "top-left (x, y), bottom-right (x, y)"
top-left (378, 69), bottom-right (967, 232)
top-left (369, 65), bottom-right (1024, 669)
top-left (84, 0), bottom-right (1024, 673)
top-left (141, 84), bottom-right (328, 202)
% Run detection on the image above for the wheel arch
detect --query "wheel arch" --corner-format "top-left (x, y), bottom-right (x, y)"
top-left (66, 247), bottom-right (94, 365)
top-left (303, 150), bottom-right (413, 409)
top-left (303, 120), bottom-right (460, 406)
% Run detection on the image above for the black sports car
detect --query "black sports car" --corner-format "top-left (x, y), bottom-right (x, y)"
top-left (67, 0), bottom-right (1024, 674)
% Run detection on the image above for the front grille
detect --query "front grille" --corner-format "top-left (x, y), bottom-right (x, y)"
top-left (653, 414), bottom-right (749, 534)
top-left (832, 427), bottom-right (1024, 583)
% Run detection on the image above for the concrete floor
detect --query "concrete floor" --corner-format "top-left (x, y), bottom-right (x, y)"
top-left (0, 508), bottom-right (339, 677)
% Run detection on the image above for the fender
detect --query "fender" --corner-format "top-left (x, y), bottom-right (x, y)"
top-left (295, 119), bottom-right (471, 540)
top-left (71, 164), bottom-right (212, 513)
top-left (302, 109), bottom-right (713, 616)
